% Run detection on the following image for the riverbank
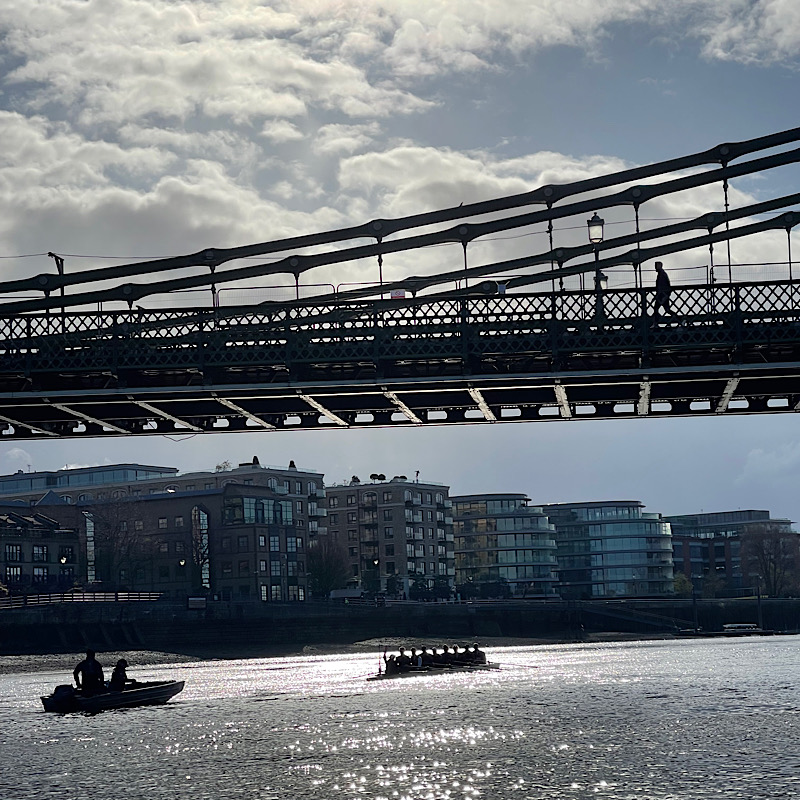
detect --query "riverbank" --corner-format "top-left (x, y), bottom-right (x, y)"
top-left (0, 632), bottom-right (673, 675)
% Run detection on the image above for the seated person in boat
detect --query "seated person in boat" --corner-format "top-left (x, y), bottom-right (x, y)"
top-left (419, 647), bottom-right (434, 668)
top-left (396, 648), bottom-right (412, 671)
top-left (409, 648), bottom-right (423, 669)
top-left (108, 658), bottom-right (136, 692)
top-left (451, 645), bottom-right (470, 665)
top-left (436, 645), bottom-right (453, 666)
top-left (383, 652), bottom-right (399, 675)
top-left (73, 649), bottom-right (105, 696)
top-left (471, 643), bottom-right (487, 664)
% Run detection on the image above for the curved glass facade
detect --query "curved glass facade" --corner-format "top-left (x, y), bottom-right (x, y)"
top-left (452, 494), bottom-right (559, 597)
top-left (542, 501), bottom-right (674, 598)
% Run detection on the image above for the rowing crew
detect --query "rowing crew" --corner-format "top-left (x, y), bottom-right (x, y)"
top-left (382, 644), bottom-right (486, 675)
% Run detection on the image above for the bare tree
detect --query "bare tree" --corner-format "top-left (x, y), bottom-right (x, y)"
top-left (306, 536), bottom-right (350, 598)
top-left (740, 523), bottom-right (800, 597)
top-left (84, 496), bottom-right (158, 590)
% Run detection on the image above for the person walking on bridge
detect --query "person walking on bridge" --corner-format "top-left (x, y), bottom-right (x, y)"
top-left (652, 261), bottom-right (672, 324)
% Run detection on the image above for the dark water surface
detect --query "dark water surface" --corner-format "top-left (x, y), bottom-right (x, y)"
top-left (2, 637), bottom-right (799, 799)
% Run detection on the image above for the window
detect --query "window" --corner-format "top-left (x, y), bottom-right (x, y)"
top-left (330, 513), bottom-right (339, 524)
top-left (173, 516), bottom-right (184, 528)
top-left (348, 529), bottom-right (358, 541)
top-left (239, 560), bottom-right (249, 575)
top-left (221, 537), bottom-right (231, 552)
top-left (383, 491), bottom-right (392, 502)
top-left (158, 517), bottom-right (168, 529)
top-left (296, 500), bottom-right (303, 514)
top-left (238, 535), bottom-right (249, 551)
top-left (159, 542), bottom-right (169, 553)
top-left (222, 562), bottom-right (232, 576)
top-left (384, 526), bottom-right (394, 539)
top-left (406, 543), bottom-right (414, 557)
top-left (295, 481), bottom-right (303, 494)
top-left (383, 509), bottom-right (393, 521)
top-left (270, 561), bottom-right (282, 577)
top-left (287, 561), bottom-right (298, 577)
top-left (271, 585), bottom-right (282, 601)
top-left (347, 494), bottom-right (356, 505)
top-left (329, 496), bottom-right (339, 508)
top-left (258, 535), bottom-right (267, 548)
top-left (134, 519), bottom-right (144, 531)
top-left (33, 566), bottom-right (49, 583)
top-left (425, 510), bottom-right (433, 521)
top-left (425, 493), bottom-right (432, 504)
top-left (349, 547), bottom-right (358, 557)
top-left (287, 537), bottom-right (297, 553)
top-left (259, 559), bottom-right (267, 572)
top-left (289, 586), bottom-right (303, 601)
top-left (244, 479), bottom-right (253, 485)
top-left (269, 536), bottom-right (280, 552)
top-left (59, 546), bottom-right (74, 564)
top-left (32, 545), bottom-right (48, 562)
top-left (5, 544), bottom-right (22, 562)
top-left (175, 541), bottom-right (186, 554)
top-left (385, 544), bottom-right (395, 556)
top-left (5, 565), bottom-right (21, 583)
top-left (186, 484), bottom-right (195, 491)
top-left (352, 564), bottom-right (359, 576)
top-left (347, 512), bottom-right (357, 523)
top-left (204, 482), bottom-right (214, 490)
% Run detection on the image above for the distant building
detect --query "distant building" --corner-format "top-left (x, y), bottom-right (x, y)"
top-left (0, 504), bottom-right (82, 593)
top-left (451, 493), bottom-right (559, 598)
top-left (325, 476), bottom-right (455, 597)
top-left (541, 500), bottom-right (674, 599)
top-left (0, 458), bottom-right (325, 602)
top-left (666, 509), bottom-right (795, 593)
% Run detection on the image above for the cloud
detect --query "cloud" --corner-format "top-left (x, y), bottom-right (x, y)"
top-left (737, 441), bottom-right (800, 485)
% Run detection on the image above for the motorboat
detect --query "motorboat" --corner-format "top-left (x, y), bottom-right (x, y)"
top-left (41, 680), bottom-right (185, 713)
top-left (366, 663), bottom-right (500, 682)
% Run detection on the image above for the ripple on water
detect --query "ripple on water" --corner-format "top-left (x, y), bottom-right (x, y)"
top-left (2, 638), bottom-right (799, 799)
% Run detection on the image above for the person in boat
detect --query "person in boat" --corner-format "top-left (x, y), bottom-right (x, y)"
top-left (437, 645), bottom-right (453, 666)
top-left (409, 648), bottom-right (422, 669)
top-left (382, 652), bottom-right (399, 675)
top-left (471, 643), bottom-right (487, 665)
top-left (108, 658), bottom-right (136, 692)
top-left (451, 645), bottom-right (469, 665)
top-left (73, 649), bottom-right (105, 696)
top-left (396, 647), bottom-right (412, 672)
top-left (419, 646), bottom-right (434, 668)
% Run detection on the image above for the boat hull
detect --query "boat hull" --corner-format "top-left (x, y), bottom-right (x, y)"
top-left (41, 680), bottom-right (185, 713)
top-left (366, 663), bottom-right (500, 681)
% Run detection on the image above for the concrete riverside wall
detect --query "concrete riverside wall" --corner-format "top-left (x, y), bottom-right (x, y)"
top-left (1, 599), bottom-right (799, 656)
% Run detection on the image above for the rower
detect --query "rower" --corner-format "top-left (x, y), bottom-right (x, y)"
top-left (397, 647), bottom-right (412, 671)
top-left (472, 643), bottom-right (487, 664)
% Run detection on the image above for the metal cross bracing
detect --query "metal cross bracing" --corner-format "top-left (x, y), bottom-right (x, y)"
top-left (3, 127), bottom-right (800, 439)
top-left (2, 278), bottom-right (800, 439)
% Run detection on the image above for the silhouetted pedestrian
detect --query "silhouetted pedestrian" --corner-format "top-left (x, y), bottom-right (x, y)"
top-left (653, 261), bottom-right (671, 323)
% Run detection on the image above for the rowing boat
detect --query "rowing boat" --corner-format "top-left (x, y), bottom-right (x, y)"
top-left (366, 663), bottom-right (500, 681)
top-left (41, 680), bottom-right (185, 713)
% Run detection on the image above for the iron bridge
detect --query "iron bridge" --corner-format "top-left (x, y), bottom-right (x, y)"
top-left (2, 128), bottom-right (800, 440)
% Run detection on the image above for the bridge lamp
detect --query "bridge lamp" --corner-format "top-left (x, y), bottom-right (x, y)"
top-left (587, 213), bottom-right (606, 319)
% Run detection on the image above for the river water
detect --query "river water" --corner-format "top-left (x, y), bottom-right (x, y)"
top-left (2, 636), bottom-right (799, 799)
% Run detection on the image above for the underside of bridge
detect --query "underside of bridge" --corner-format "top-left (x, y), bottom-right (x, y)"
top-left (2, 127), bottom-right (800, 440)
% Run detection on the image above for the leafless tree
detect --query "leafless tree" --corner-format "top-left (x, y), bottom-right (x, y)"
top-left (84, 496), bottom-right (158, 590)
top-left (740, 523), bottom-right (800, 597)
top-left (306, 535), bottom-right (350, 598)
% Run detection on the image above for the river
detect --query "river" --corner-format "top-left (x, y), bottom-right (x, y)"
top-left (2, 636), bottom-right (798, 799)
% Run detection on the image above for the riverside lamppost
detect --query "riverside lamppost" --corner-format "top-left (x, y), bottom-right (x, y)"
top-left (587, 212), bottom-right (606, 321)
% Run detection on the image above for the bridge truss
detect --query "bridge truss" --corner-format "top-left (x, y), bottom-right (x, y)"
top-left (2, 128), bottom-right (800, 440)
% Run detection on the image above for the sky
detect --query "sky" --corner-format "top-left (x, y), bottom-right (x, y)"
top-left (2, 0), bottom-right (800, 521)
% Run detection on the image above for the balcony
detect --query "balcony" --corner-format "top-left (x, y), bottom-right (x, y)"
top-left (308, 487), bottom-right (326, 498)
top-left (275, 485), bottom-right (289, 495)
top-left (308, 505), bottom-right (327, 517)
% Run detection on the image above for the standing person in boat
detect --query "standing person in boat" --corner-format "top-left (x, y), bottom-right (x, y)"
top-left (73, 649), bottom-right (105, 696)
top-left (108, 658), bottom-right (135, 692)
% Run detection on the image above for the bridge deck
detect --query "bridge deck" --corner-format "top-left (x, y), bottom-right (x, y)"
top-left (1, 279), bottom-right (800, 439)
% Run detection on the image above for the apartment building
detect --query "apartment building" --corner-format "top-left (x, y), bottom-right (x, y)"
top-left (325, 476), bottom-right (455, 597)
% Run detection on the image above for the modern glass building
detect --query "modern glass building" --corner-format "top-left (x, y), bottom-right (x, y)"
top-left (541, 501), bottom-right (674, 598)
top-left (451, 493), bottom-right (559, 597)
